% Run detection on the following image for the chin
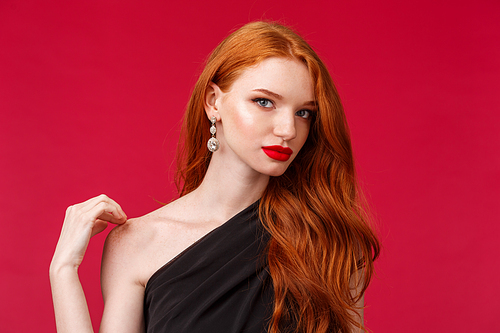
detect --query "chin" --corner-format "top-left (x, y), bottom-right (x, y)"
top-left (259, 165), bottom-right (289, 177)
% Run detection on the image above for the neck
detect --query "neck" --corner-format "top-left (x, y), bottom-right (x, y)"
top-left (186, 152), bottom-right (269, 223)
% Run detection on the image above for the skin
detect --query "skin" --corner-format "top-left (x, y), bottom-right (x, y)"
top-left (50, 57), bottom-right (362, 332)
top-left (207, 57), bottom-right (315, 178)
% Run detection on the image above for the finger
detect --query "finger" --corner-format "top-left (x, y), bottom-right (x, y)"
top-left (79, 194), bottom-right (127, 220)
top-left (91, 219), bottom-right (108, 237)
top-left (96, 209), bottom-right (127, 225)
top-left (94, 194), bottom-right (127, 220)
top-left (75, 194), bottom-right (110, 209)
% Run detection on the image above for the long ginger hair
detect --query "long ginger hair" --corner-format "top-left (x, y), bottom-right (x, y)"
top-left (175, 21), bottom-right (380, 333)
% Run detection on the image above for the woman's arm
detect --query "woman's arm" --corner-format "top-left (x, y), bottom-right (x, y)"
top-left (49, 194), bottom-right (127, 333)
top-left (99, 218), bottom-right (148, 332)
top-left (49, 266), bottom-right (94, 332)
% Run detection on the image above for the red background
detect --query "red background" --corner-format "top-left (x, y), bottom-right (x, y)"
top-left (1, 1), bottom-right (498, 332)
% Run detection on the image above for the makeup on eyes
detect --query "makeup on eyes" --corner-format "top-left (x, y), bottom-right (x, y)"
top-left (252, 98), bottom-right (274, 108)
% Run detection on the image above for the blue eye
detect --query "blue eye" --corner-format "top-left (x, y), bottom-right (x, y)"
top-left (253, 98), bottom-right (273, 108)
top-left (296, 110), bottom-right (311, 119)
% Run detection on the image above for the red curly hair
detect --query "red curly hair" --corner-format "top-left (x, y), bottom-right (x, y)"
top-left (175, 21), bottom-right (380, 333)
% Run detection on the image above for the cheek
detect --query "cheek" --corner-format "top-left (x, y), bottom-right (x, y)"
top-left (225, 101), bottom-right (262, 136)
top-left (220, 102), bottom-right (254, 147)
top-left (297, 122), bottom-right (311, 144)
top-left (232, 109), bottom-right (255, 129)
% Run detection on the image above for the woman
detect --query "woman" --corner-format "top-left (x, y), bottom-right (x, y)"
top-left (50, 21), bottom-right (380, 333)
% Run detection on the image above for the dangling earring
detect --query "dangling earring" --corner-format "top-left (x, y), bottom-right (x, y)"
top-left (207, 116), bottom-right (220, 152)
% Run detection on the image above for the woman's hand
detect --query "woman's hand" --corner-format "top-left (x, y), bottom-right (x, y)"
top-left (51, 194), bottom-right (127, 272)
top-left (49, 194), bottom-right (127, 332)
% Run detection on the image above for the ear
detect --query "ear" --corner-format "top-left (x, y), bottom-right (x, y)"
top-left (204, 82), bottom-right (222, 121)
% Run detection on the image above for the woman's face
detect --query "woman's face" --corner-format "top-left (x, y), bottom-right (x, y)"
top-left (210, 57), bottom-right (316, 177)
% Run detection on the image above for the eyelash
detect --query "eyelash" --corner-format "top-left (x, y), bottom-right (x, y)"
top-left (252, 98), bottom-right (274, 108)
top-left (296, 110), bottom-right (311, 119)
top-left (252, 98), bottom-right (313, 119)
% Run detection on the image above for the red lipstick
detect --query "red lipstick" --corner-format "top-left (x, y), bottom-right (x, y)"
top-left (262, 145), bottom-right (293, 162)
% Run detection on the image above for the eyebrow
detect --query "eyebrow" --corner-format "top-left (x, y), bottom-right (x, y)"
top-left (252, 88), bottom-right (317, 108)
top-left (253, 88), bottom-right (283, 100)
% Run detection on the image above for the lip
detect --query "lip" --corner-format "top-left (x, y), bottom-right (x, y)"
top-left (262, 145), bottom-right (293, 162)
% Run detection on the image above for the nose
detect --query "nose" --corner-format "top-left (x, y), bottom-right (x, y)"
top-left (273, 111), bottom-right (297, 141)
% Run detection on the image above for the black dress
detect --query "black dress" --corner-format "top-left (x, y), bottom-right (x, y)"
top-left (144, 201), bottom-right (273, 333)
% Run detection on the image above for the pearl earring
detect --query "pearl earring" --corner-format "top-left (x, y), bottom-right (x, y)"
top-left (207, 116), bottom-right (220, 152)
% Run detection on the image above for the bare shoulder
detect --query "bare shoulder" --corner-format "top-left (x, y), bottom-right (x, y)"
top-left (100, 211), bottom-right (169, 332)
top-left (102, 208), bottom-right (168, 287)
top-left (99, 196), bottom-right (243, 331)
top-left (104, 213), bottom-right (158, 264)
top-left (102, 197), bottom-right (220, 288)
top-left (99, 206), bottom-right (179, 332)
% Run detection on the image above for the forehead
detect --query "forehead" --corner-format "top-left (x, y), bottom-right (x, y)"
top-left (227, 57), bottom-right (315, 102)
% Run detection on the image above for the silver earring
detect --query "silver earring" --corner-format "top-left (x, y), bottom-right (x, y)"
top-left (207, 116), bottom-right (220, 152)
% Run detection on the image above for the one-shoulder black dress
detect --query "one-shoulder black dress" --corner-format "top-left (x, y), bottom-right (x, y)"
top-left (144, 201), bottom-right (273, 333)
